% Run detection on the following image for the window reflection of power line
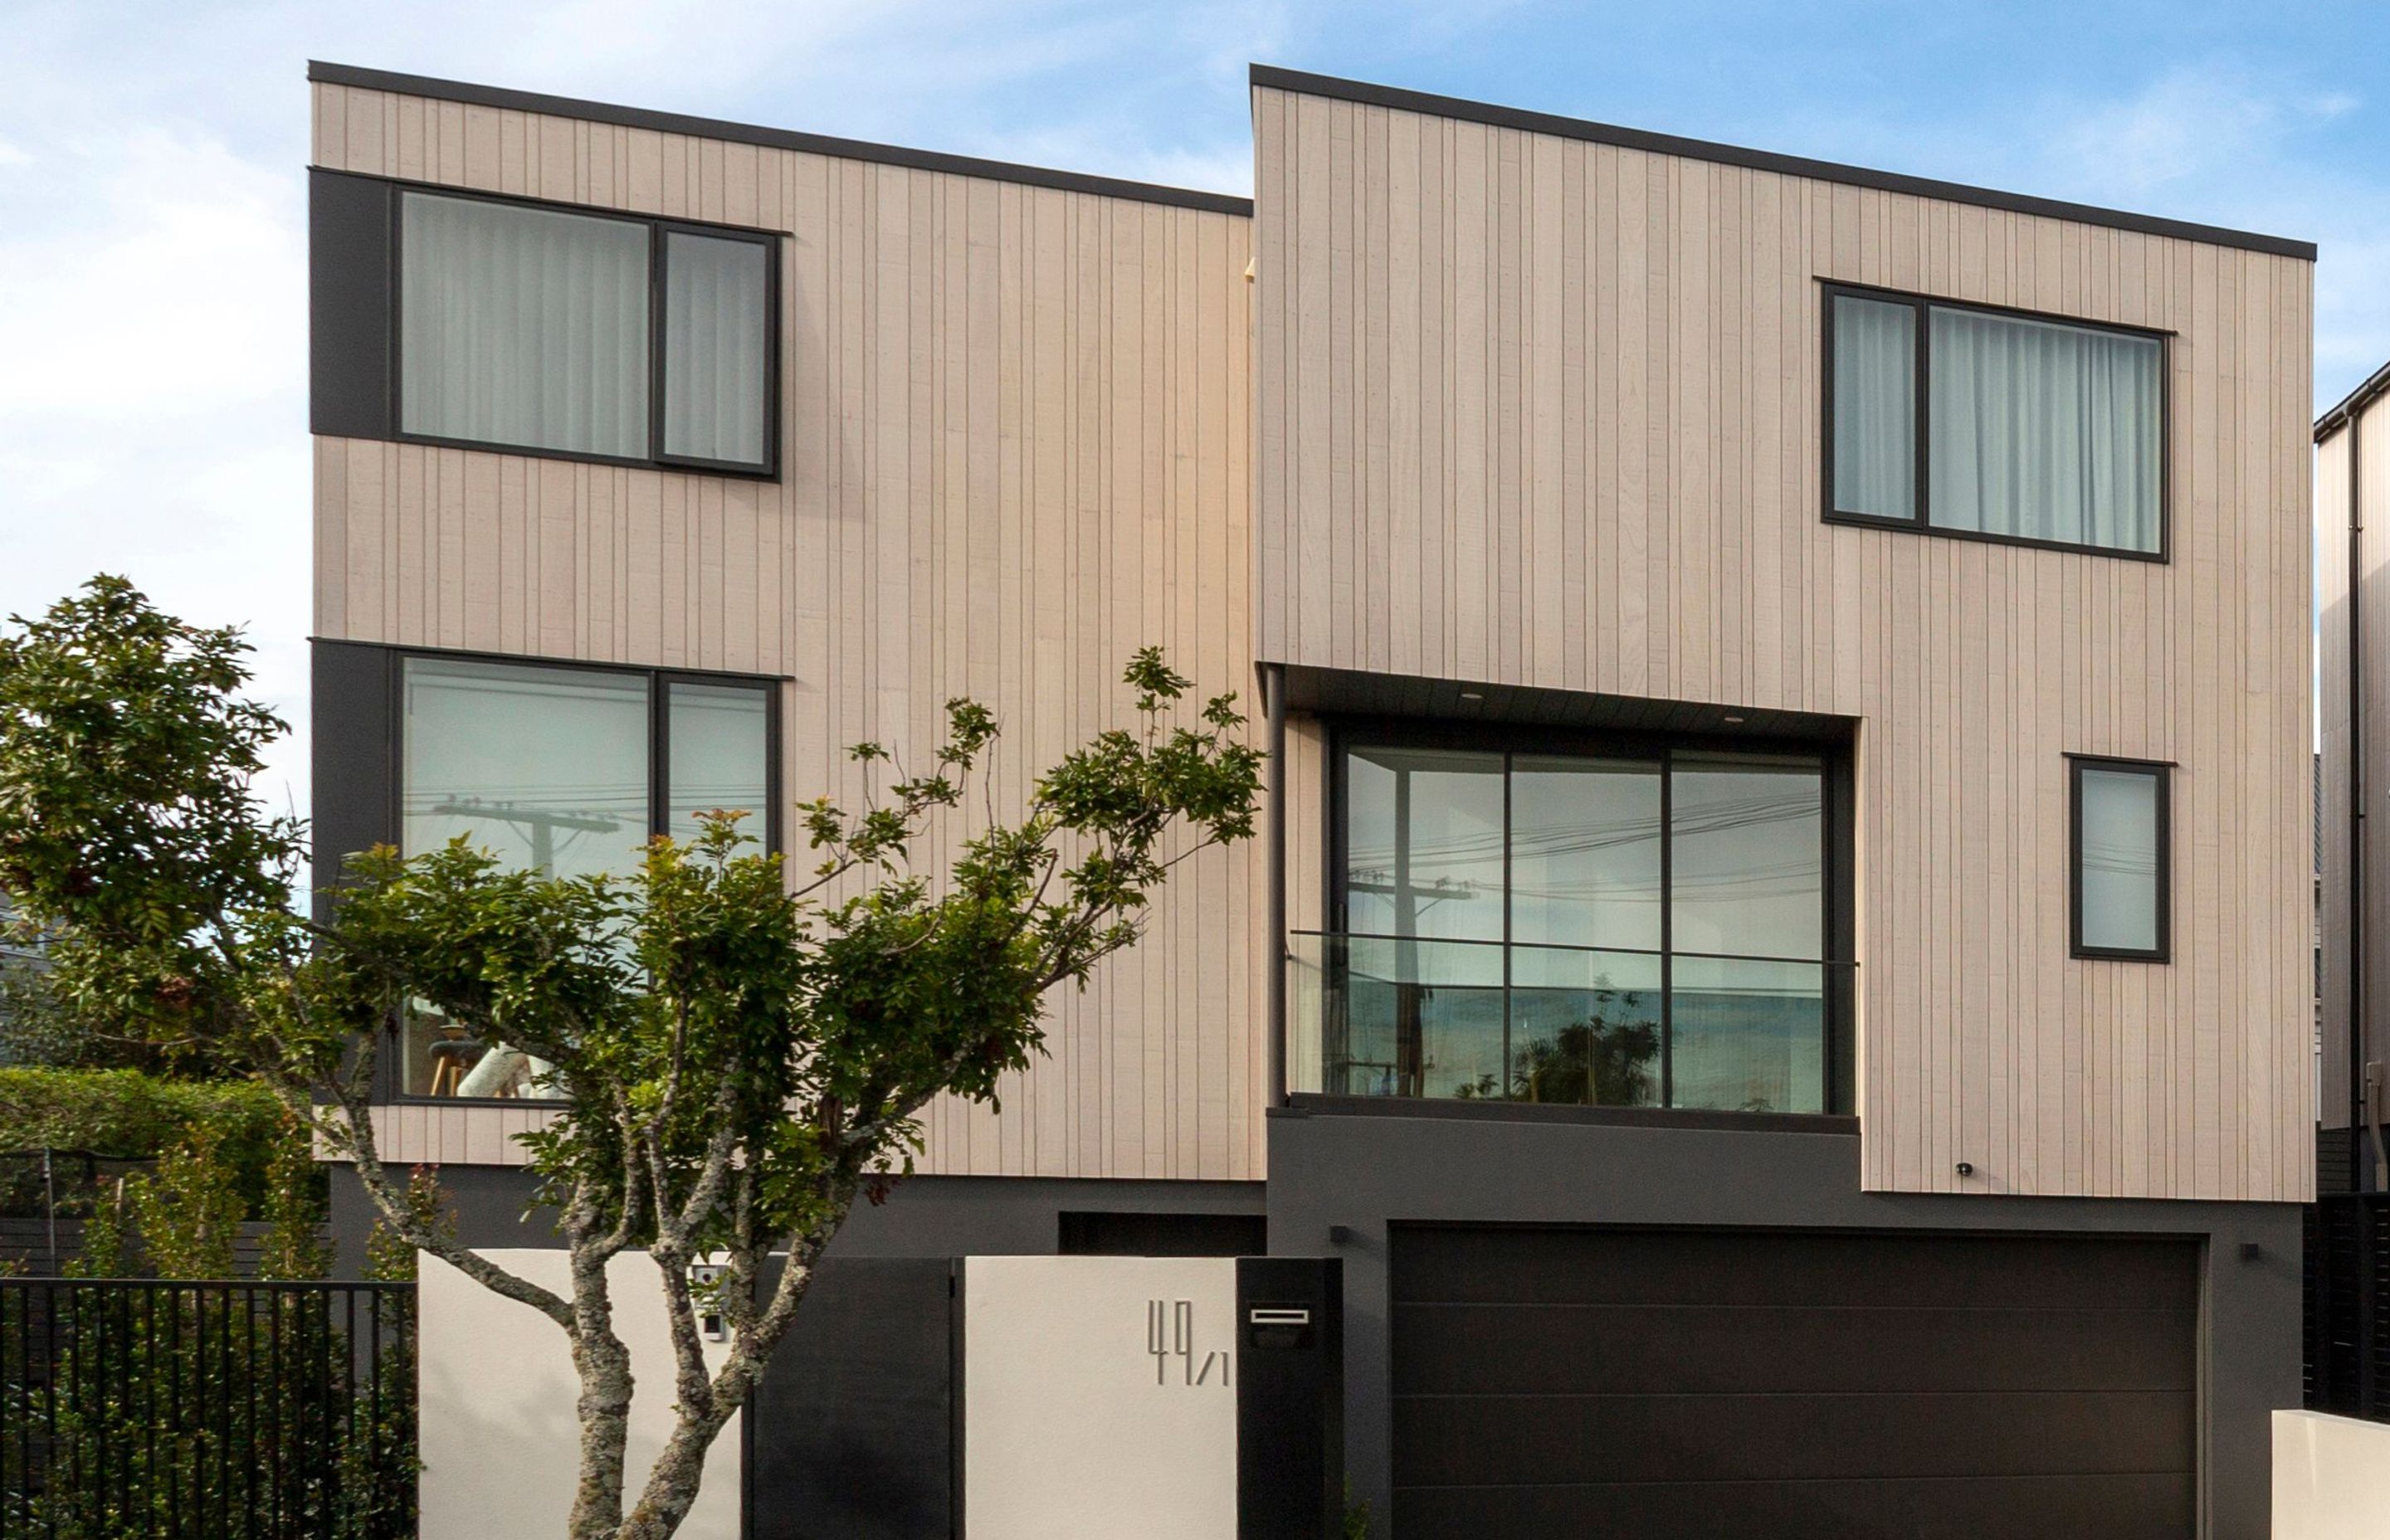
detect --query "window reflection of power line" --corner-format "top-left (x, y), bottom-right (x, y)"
top-left (421, 797), bottom-right (626, 873)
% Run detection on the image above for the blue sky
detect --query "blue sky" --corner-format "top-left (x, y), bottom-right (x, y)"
top-left (4, 0), bottom-right (2387, 821)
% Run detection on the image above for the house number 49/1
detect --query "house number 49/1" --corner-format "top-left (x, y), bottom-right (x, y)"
top-left (1145, 1298), bottom-right (1229, 1386)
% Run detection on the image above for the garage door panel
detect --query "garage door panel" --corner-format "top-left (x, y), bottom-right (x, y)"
top-left (1391, 1302), bottom-right (2193, 1396)
top-left (1388, 1227), bottom-right (2197, 1540)
top-left (1393, 1472), bottom-right (2197, 1540)
top-left (1390, 1227), bottom-right (2200, 1313)
top-left (1391, 1388), bottom-right (2196, 1485)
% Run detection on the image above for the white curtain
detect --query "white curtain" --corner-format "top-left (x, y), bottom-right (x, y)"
top-left (661, 231), bottom-right (769, 465)
top-left (1929, 309), bottom-right (2162, 552)
top-left (2079, 766), bottom-right (2162, 952)
top-left (1831, 296), bottom-right (1916, 520)
top-left (399, 192), bottom-right (651, 458)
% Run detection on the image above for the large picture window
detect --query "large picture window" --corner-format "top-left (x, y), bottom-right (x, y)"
top-left (394, 653), bottom-right (778, 1099)
top-left (390, 186), bottom-right (777, 473)
top-left (1825, 284), bottom-right (2165, 558)
top-left (1300, 730), bottom-right (1847, 1115)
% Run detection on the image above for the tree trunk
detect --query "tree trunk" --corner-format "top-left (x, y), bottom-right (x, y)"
top-left (568, 1251), bottom-right (637, 1540)
top-left (617, 1401), bottom-right (736, 1540)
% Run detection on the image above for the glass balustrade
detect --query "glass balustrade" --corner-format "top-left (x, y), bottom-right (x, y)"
top-left (1287, 931), bottom-right (1839, 1114)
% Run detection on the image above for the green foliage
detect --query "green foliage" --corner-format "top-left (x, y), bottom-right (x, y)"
top-left (256, 1112), bottom-right (332, 1281)
top-left (363, 1166), bottom-right (455, 1284)
top-left (1344, 1479), bottom-right (1374, 1540)
top-left (62, 1177), bottom-right (130, 1279)
top-left (0, 575), bottom-right (301, 1070)
top-left (129, 1123), bottom-right (245, 1280)
top-left (0, 951), bottom-right (91, 1067)
top-left (0, 1065), bottom-right (286, 1204)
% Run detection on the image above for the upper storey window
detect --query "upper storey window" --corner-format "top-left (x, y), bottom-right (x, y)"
top-left (309, 171), bottom-right (778, 475)
top-left (1826, 285), bottom-right (2165, 558)
top-left (1290, 727), bottom-right (1852, 1117)
top-left (398, 190), bottom-right (774, 471)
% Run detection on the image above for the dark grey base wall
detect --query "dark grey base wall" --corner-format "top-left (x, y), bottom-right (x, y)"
top-left (330, 1119), bottom-right (2297, 1538)
top-left (1266, 1099), bottom-right (2303, 1540)
top-left (326, 1161), bottom-right (565, 1277)
top-left (325, 1163), bottom-right (1264, 1276)
top-left (827, 1172), bottom-right (1265, 1255)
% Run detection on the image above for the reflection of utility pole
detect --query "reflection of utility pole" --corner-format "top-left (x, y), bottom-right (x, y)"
top-left (427, 799), bottom-right (622, 873)
top-left (1342, 764), bottom-right (1494, 1097)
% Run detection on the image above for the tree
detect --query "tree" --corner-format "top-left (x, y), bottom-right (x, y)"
top-left (0, 577), bottom-right (1262, 1540)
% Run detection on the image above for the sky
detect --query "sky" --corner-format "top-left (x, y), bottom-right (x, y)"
top-left (5, 0), bottom-right (2389, 833)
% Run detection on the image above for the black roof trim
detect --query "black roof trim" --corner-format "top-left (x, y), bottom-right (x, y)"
top-left (308, 61), bottom-right (1253, 217)
top-left (2318, 358), bottom-right (2390, 441)
top-left (1250, 65), bottom-right (2316, 263)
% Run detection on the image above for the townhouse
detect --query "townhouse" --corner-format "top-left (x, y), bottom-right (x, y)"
top-left (307, 60), bottom-right (2314, 1538)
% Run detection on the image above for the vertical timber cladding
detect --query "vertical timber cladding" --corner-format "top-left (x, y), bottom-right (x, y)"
top-left (1250, 74), bottom-right (2315, 1201)
top-left (1389, 1226), bottom-right (2199, 1539)
top-left (307, 78), bottom-right (1263, 1184)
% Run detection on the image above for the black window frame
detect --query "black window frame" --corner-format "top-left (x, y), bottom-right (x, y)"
top-left (1321, 716), bottom-right (1857, 1117)
top-left (373, 644), bottom-right (785, 1106)
top-left (2067, 753), bottom-right (2173, 963)
top-left (375, 176), bottom-right (783, 478)
top-left (1819, 279), bottom-right (2172, 563)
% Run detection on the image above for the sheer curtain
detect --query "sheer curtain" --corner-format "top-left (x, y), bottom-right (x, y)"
top-left (1831, 296), bottom-right (1916, 520)
top-left (1929, 309), bottom-right (2162, 552)
top-left (399, 192), bottom-right (651, 458)
top-left (662, 231), bottom-right (770, 465)
top-left (2078, 765), bottom-right (2163, 953)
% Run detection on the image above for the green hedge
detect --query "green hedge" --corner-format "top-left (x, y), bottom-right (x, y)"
top-left (0, 1067), bottom-right (286, 1208)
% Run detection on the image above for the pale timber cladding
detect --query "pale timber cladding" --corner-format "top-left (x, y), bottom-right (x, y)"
top-left (1251, 83), bottom-right (2314, 1201)
top-left (2319, 394), bottom-right (2390, 1133)
top-left (310, 84), bottom-right (1263, 1182)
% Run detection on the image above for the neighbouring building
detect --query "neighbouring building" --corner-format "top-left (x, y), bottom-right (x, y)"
top-left (307, 60), bottom-right (2316, 1538)
top-left (2312, 362), bottom-right (2390, 1429)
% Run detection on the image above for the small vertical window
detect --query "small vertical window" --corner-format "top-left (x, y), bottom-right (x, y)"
top-left (1830, 294), bottom-right (1917, 522)
top-left (665, 680), bottom-right (773, 841)
top-left (2071, 757), bottom-right (2169, 961)
top-left (661, 231), bottom-right (772, 468)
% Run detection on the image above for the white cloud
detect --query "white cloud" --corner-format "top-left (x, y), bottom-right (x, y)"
top-left (2047, 65), bottom-right (2356, 193)
top-left (0, 129), bottom-right (300, 417)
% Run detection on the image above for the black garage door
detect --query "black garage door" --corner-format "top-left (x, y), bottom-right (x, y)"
top-left (1390, 1226), bottom-right (2197, 1540)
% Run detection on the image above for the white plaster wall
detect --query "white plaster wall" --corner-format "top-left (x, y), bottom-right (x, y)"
top-left (418, 1250), bottom-right (739, 1540)
top-left (2275, 1408), bottom-right (2390, 1538)
top-left (963, 1255), bottom-right (1238, 1540)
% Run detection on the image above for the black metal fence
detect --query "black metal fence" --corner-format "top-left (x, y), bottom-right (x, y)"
top-left (2305, 1192), bottom-right (2390, 1421)
top-left (0, 1280), bottom-right (415, 1539)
